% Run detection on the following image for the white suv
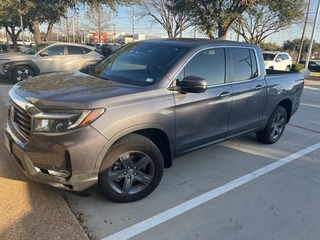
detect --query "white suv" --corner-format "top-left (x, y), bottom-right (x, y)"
top-left (263, 51), bottom-right (292, 71)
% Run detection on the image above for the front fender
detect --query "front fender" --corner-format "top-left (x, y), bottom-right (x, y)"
top-left (92, 122), bottom-right (174, 172)
top-left (6, 60), bottom-right (40, 76)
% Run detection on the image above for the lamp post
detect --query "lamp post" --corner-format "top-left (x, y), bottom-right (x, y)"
top-left (19, 0), bottom-right (25, 50)
top-left (80, 30), bottom-right (84, 43)
top-left (302, 0), bottom-right (320, 78)
top-left (113, 23), bottom-right (116, 43)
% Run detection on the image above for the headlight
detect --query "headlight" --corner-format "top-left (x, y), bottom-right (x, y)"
top-left (33, 108), bottom-right (105, 133)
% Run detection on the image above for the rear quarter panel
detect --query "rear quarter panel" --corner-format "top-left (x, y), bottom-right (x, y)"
top-left (260, 70), bottom-right (304, 127)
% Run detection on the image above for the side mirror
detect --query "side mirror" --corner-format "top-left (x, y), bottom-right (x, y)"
top-left (177, 76), bottom-right (207, 93)
top-left (39, 51), bottom-right (48, 57)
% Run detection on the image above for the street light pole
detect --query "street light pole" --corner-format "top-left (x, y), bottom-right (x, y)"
top-left (19, 0), bottom-right (25, 50)
top-left (303, 0), bottom-right (320, 78)
top-left (296, 0), bottom-right (311, 63)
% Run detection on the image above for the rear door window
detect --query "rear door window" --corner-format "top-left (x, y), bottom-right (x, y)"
top-left (67, 46), bottom-right (85, 55)
top-left (230, 48), bottom-right (259, 82)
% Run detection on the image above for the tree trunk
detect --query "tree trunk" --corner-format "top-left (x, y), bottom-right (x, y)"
top-left (29, 18), bottom-right (42, 44)
top-left (5, 25), bottom-right (21, 52)
top-left (220, 34), bottom-right (227, 40)
top-left (44, 21), bottom-right (54, 42)
top-left (218, 25), bottom-right (227, 40)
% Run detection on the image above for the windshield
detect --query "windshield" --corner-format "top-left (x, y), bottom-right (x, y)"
top-left (263, 53), bottom-right (276, 61)
top-left (23, 43), bottom-right (51, 54)
top-left (89, 41), bottom-right (187, 86)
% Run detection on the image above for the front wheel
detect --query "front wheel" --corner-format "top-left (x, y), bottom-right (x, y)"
top-left (98, 134), bottom-right (164, 202)
top-left (12, 66), bottom-right (35, 82)
top-left (256, 106), bottom-right (287, 144)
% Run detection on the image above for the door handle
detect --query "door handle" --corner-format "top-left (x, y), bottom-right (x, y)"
top-left (220, 92), bottom-right (231, 98)
top-left (255, 85), bottom-right (263, 90)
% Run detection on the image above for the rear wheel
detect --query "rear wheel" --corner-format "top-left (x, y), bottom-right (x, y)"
top-left (98, 134), bottom-right (164, 202)
top-left (12, 66), bottom-right (35, 82)
top-left (256, 106), bottom-right (287, 144)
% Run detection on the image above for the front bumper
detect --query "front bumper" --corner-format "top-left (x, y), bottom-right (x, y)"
top-left (3, 119), bottom-right (108, 196)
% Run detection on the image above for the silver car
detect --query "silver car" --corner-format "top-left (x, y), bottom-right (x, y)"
top-left (0, 42), bottom-right (103, 82)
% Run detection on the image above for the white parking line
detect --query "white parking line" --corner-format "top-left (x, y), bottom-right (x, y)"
top-left (102, 142), bottom-right (320, 240)
top-left (304, 86), bottom-right (319, 91)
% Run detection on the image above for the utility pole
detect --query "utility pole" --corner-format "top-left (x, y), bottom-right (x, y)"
top-left (302, 0), bottom-right (320, 78)
top-left (296, 0), bottom-right (311, 63)
top-left (98, 8), bottom-right (101, 43)
top-left (113, 23), bottom-right (116, 43)
top-left (132, 4), bottom-right (135, 42)
top-left (72, 16), bottom-right (75, 43)
top-left (19, 0), bottom-right (25, 50)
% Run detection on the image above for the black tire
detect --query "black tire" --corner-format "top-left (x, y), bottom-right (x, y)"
top-left (12, 66), bottom-right (35, 82)
top-left (285, 66), bottom-right (290, 71)
top-left (256, 106), bottom-right (287, 144)
top-left (98, 133), bottom-right (164, 203)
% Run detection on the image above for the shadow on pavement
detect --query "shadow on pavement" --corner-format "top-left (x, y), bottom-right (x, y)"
top-left (0, 101), bottom-right (89, 239)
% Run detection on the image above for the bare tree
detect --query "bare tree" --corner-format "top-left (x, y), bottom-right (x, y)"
top-left (58, 10), bottom-right (75, 42)
top-left (83, 6), bottom-right (110, 42)
top-left (137, 0), bottom-right (193, 38)
top-left (233, 0), bottom-right (305, 45)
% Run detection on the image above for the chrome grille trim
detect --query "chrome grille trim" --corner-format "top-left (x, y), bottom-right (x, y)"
top-left (8, 88), bottom-right (41, 141)
top-left (10, 100), bottom-right (31, 139)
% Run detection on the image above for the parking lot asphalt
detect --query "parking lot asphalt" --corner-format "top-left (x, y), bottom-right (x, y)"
top-left (0, 89), bottom-right (89, 239)
top-left (0, 76), bottom-right (319, 240)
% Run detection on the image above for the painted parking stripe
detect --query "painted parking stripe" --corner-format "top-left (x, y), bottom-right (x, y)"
top-left (304, 86), bottom-right (319, 90)
top-left (102, 142), bottom-right (320, 240)
top-left (288, 123), bottom-right (320, 134)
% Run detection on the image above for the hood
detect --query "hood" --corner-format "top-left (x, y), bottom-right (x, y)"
top-left (12, 71), bottom-right (142, 109)
top-left (0, 52), bottom-right (28, 60)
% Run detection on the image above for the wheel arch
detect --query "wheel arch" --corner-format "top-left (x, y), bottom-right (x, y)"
top-left (9, 60), bottom-right (40, 76)
top-left (95, 126), bottom-right (174, 172)
top-left (277, 99), bottom-right (292, 123)
top-left (134, 128), bottom-right (172, 168)
top-left (80, 60), bottom-right (98, 69)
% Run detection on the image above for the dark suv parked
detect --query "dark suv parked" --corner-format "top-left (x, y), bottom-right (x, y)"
top-left (299, 60), bottom-right (320, 72)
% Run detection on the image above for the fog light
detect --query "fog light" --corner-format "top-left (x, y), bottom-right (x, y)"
top-left (35, 166), bottom-right (70, 178)
top-left (48, 170), bottom-right (70, 178)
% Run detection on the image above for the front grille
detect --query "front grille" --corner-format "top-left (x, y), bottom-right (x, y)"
top-left (10, 100), bottom-right (31, 139)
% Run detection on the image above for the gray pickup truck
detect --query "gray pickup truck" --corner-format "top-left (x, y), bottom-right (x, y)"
top-left (3, 39), bottom-right (304, 202)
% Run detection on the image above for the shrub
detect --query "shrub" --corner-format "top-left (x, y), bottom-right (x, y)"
top-left (291, 63), bottom-right (304, 72)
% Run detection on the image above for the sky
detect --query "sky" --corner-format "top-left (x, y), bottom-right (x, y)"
top-left (105, 1), bottom-right (320, 46)
top-left (36, 1), bottom-right (320, 46)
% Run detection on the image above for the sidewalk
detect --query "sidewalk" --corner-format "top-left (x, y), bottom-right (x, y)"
top-left (0, 102), bottom-right (89, 240)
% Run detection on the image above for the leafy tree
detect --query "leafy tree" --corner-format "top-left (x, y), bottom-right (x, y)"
top-left (0, 0), bottom-right (133, 46)
top-left (80, 0), bottom-right (131, 10)
top-left (171, 0), bottom-right (257, 39)
top-left (136, 0), bottom-right (193, 38)
top-left (26, 0), bottom-right (70, 43)
top-left (259, 42), bottom-right (282, 51)
top-left (282, 38), bottom-right (320, 60)
top-left (233, 0), bottom-right (305, 45)
top-left (282, 38), bottom-right (301, 52)
top-left (0, 0), bottom-right (30, 51)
